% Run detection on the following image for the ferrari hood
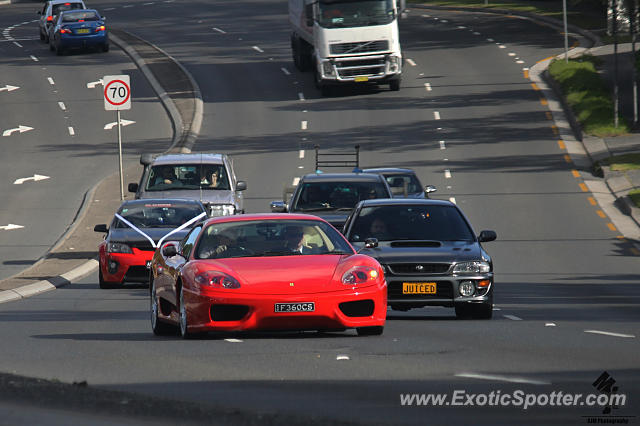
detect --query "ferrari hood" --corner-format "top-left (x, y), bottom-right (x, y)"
top-left (198, 255), bottom-right (348, 295)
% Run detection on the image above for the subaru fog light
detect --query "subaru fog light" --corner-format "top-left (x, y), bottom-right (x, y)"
top-left (459, 281), bottom-right (475, 297)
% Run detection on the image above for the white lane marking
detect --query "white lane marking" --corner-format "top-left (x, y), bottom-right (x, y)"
top-left (30, 55), bottom-right (38, 62)
top-left (508, 52), bottom-right (516, 56)
top-left (21, 21), bottom-right (29, 25)
top-left (424, 82), bottom-right (432, 91)
top-left (252, 45), bottom-right (264, 53)
top-left (0, 224), bottom-right (24, 231)
top-left (444, 169), bottom-right (451, 179)
top-left (487, 38), bottom-right (494, 42)
top-left (104, 7), bottom-right (115, 10)
top-left (298, 92), bottom-right (305, 101)
top-left (224, 338), bottom-right (243, 343)
top-left (13, 174), bottom-right (50, 185)
top-left (440, 19), bottom-right (448, 23)
top-left (523, 67), bottom-right (529, 72)
top-left (473, 32), bottom-right (481, 35)
top-left (457, 25), bottom-right (466, 29)
top-left (439, 140), bottom-right (446, 150)
top-left (421, 14), bottom-right (430, 18)
top-left (336, 355), bottom-right (350, 361)
top-left (584, 330), bottom-right (635, 338)
top-left (406, 58), bottom-right (416, 66)
top-left (104, 119), bottom-right (136, 130)
top-left (444, 158), bottom-right (448, 161)
top-left (293, 177), bottom-right (300, 186)
top-left (2, 125), bottom-right (33, 137)
top-left (299, 150), bottom-right (305, 159)
top-left (0, 85), bottom-right (20, 92)
top-left (456, 373), bottom-right (550, 385)
top-left (504, 315), bottom-right (522, 321)
top-left (143, 2), bottom-right (155, 5)
top-left (433, 111), bottom-right (440, 120)
top-left (68, 126), bottom-right (75, 136)
top-left (499, 45), bottom-right (506, 49)
top-left (492, 307), bottom-right (501, 311)
top-left (212, 27), bottom-right (226, 34)
top-left (47, 77), bottom-right (55, 85)
top-left (545, 323), bottom-right (556, 327)
top-left (86, 79), bottom-right (103, 89)
top-left (516, 60), bottom-right (525, 64)
top-left (449, 197), bottom-right (456, 204)
top-left (281, 67), bottom-right (291, 75)
top-left (301, 120), bottom-right (308, 130)
top-left (123, 4), bottom-right (134, 7)
top-left (13, 41), bottom-right (22, 47)
top-left (58, 101), bottom-right (66, 111)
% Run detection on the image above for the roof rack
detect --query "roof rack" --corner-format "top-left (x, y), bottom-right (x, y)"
top-left (315, 145), bottom-right (360, 172)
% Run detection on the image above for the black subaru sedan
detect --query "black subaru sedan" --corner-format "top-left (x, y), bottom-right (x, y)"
top-left (342, 199), bottom-right (497, 319)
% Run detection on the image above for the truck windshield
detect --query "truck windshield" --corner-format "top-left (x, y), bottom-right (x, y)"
top-left (318, 0), bottom-right (395, 29)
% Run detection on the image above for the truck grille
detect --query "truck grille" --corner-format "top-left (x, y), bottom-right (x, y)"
top-left (330, 40), bottom-right (389, 55)
top-left (334, 55), bottom-right (386, 79)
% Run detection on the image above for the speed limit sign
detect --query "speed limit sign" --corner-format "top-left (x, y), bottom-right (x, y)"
top-left (103, 75), bottom-right (131, 111)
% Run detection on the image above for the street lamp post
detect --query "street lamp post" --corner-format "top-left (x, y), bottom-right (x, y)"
top-left (563, 0), bottom-right (569, 62)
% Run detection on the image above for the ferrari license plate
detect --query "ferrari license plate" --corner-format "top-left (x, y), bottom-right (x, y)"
top-left (403, 282), bottom-right (437, 294)
top-left (354, 76), bottom-right (368, 82)
top-left (274, 302), bottom-right (315, 313)
top-left (76, 28), bottom-right (90, 34)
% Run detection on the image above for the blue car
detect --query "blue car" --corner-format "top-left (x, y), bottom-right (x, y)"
top-left (49, 9), bottom-right (109, 55)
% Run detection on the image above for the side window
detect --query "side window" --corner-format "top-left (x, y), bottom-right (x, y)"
top-left (181, 225), bottom-right (202, 259)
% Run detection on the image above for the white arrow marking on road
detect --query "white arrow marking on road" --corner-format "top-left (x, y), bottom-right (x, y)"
top-left (0, 85), bottom-right (20, 92)
top-left (87, 79), bottom-right (103, 89)
top-left (13, 174), bottom-right (50, 185)
top-left (584, 330), bottom-right (635, 338)
top-left (0, 224), bottom-right (24, 231)
top-left (3, 125), bottom-right (33, 137)
top-left (104, 119), bottom-right (136, 130)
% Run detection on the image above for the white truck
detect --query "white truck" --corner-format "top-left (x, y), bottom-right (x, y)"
top-left (289, 0), bottom-right (404, 95)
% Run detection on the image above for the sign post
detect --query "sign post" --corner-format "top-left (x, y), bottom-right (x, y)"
top-left (103, 75), bottom-right (131, 200)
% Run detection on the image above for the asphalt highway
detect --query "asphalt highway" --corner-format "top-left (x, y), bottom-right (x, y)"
top-left (0, 0), bottom-right (638, 424)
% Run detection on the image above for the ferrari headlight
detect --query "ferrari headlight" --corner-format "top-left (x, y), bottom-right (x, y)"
top-left (209, 204), bottom-right (235, 217)
top-left (453, 261), bottom-right (490, 274)
top-left (107, 242), bottom-right (133, 254)
top-left (195, 271), bottom-right (241, 289)
top-left (342, 266), bottom-right (378, 285)
top-left (322, 61), bottom-right (335, 77)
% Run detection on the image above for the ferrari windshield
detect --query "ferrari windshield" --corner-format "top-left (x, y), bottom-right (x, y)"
top-left (318, 0), bottom-right (395, 28)
top-left (145, 164), bottom-right (230, 191)
top-left (115, 203), bottom-right (204, 229)
top-left (348, 205), bottom-right (475, 242)
top-left (194, 220), bottom-right (354, 259)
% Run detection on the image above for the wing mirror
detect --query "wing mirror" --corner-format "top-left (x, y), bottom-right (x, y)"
top-left (94, 224), bottom-right (108, 233)
top-left (236, 181), bottom-right (247, 191)
top-left (128, 183), bottom-right (138, 193)
top-left (162, 243), bottom-right (178, 257)
top-left (270, 200), bottom-right (287, 213)
top-left (478, 230), bottom-right (497, 243)
top-left (425, 185), bottom-right (437, 195)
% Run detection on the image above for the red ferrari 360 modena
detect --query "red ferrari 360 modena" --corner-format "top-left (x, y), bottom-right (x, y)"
top-left (149, 214), bottom-right (387, 338)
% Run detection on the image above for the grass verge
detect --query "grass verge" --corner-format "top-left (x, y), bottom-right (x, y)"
top-left (548, 55), bottom-right (630, 136)
top-left (630, 189), bottom-right (640, 208)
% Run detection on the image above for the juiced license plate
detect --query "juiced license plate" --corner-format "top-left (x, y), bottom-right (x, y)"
top-left (274, 302), bottom-right (315, 313)
top-left (403, 282), bottom-right (437, 294)
top-left (76, 29), bottom-right (90, 34)
top-left (354, 76), bottom-right (368, 82)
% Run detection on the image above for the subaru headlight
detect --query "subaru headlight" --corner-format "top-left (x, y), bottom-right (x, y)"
top-left (107, 242), bottom-right (133, 254)
top-left (322, 60), bottom-right (335, 77)
top-left (453, 261), bottom-right (490, 274)
top-left (209, 204), bottom-right (235, 217)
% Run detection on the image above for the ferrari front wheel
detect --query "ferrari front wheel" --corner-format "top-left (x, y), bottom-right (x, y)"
top-left (179, 286), bottom-right (202, 339)
top-left (356, 326), bottom-right (384, 336)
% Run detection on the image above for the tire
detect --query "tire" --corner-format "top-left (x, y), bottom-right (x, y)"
top-left (55, 43), bottom-right (64, 56)
top-left (98, 267), bottom-right (118, 289)
top-left (102, 43), bottom-right (109, 52)
top-left (356, 326), bottom-right (384, 336)
top-left (49, 40), bottom-right (54, 51)
top-left (151, 278), bottom-right (175, 335)
top-left (455, 303), bottom-right (493, 320)
top-left (389, 78), bottom-right (401, 91)
top-left (39, 30), bottom-right (45, 41)
top-left (179, 286), bottom-right (203, 339)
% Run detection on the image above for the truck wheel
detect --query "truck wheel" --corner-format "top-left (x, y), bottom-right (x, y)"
top-left (299, 40), bottom-right (312, 71)
top-left (389, 79), bottom-right (401, 91)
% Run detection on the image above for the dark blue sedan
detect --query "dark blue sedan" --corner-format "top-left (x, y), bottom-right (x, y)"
top-left (49, 9), bottom-right (109, 55)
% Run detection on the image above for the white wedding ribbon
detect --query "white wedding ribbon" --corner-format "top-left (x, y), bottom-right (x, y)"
top-left (114, 211), bottom-right (207, 249)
